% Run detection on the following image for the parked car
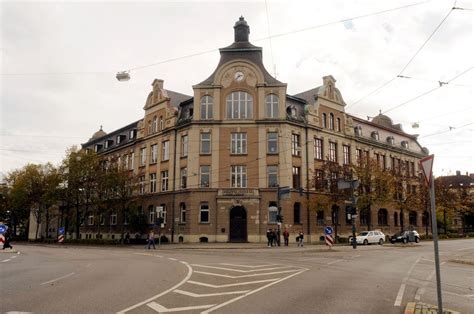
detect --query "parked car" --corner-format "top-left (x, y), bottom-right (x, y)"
top-left (353, 231), bottom-right (386, 245)
top-left (389, 230), bottom-right (420, 244)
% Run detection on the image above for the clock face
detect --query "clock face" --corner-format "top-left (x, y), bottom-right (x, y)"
top-left (234, 71), bottom-right (245, 82)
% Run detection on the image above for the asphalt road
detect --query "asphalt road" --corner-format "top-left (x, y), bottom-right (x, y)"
top-left (1, 239), bottom-right (472, 314)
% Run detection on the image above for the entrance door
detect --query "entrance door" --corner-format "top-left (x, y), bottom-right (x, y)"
top-left (229, 206), bottom-right (247, 242)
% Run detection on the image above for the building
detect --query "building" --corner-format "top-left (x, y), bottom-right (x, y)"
top-left (82, 17), bottom-right (429, 243)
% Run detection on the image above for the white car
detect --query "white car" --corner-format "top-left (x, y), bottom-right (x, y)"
top-left (355, 230), bottom-right (385, 245)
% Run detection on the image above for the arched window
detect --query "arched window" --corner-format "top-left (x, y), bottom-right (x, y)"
top-left (378, 208), bottom-right (388, 225)
top-left (409, 211), bottom-right (417, 226)
top-left (316, 210), bottom-right (324, 225)
top-left (354, 126), bottom-right (362, 136)
top-left (148, 120), bottom-right (152, 135)
top-left (394, 212), bottom-right (398, 226)
top-left (322, 113), bottom-right (327, 128)
top-left (152, 116), bottom-right (158, 133)
top-left (329, 113), bottom-right (334, 130)
top-left (200, 95), bottom-right (213, 120)
top-left (293, 202), bottom-right (301, 224)
top-left (422, 211), bottom-right (429, 227)
top-left (265, 94), bottom-right (279, 118)
top-left (159, 116), bottom-right (164, 131)
top-left (226, 91), bottom-right (253, 119)
top-left (336, 118), bottom-right (341, 132)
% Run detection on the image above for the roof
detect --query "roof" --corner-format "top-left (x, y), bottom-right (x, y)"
top-left (90, 127), bottom-right (107, 141)
top-left (165, 89), bottom-right (192, 108)
top-left (292, 86), bottom-right (322, 104)
top-left (438, 174), bottom-right (474, 187)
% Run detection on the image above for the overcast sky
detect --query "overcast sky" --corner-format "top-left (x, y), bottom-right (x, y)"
top-left (1, 0), bottom-right (472, 180)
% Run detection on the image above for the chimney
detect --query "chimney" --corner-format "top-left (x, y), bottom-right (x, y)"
top-left (456, 170), bottom-right (461, 176)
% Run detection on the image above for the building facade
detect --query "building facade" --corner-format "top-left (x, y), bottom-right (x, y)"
top-left (82, 17), bottom-right (429, 243)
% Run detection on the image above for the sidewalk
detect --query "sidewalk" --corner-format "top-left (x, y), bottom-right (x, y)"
top-left (404, 302), bottom-right (460, 314)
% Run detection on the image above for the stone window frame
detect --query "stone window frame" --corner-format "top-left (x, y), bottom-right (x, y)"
top-left (226, 91), bottom-right (253, 120)
top-left (199, 203), bottom-right (210, 223)
top-left (265, 93), bottom-right (279, 118)
top-left (200, 95), bottom-right (214, 120)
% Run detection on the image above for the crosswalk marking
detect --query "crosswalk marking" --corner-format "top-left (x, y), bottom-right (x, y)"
top-left (187, 278), bottom-right (279, 288)
top-left (173, 289), bottom-right (249, 297)
top-left (191, 264), bottom-right (290, 273)
top-left (147, 302), bottom-right (215, 313)
top-left (194, 269), bottom-right (299, 279)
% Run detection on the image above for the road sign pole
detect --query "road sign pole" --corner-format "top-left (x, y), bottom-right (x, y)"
top-left (429, 176), bottom-right (443, 314)
top-left (351, 180), bottom-right (357, 249)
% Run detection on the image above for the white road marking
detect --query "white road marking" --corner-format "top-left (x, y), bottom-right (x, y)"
top-left (191, 264), bottom-right (290, 273)
top-left (327, 259), bottom-right (344, 265)
top-left (394, 256), bottom-right (421, 307)
top-left (194, 269), bottom-right (299, 279)
top-left (201, 269), bottom-right (307, 314)
top-left (219, 263), bottom-right (276, 268)
top-left (40, 272), bottom-right (75, 286)
top-left (421, 258), bottom-right (434, 263)
top-left (465, 294), bottom-right (474, 298)
top-left (187, 278), bottom-right (279, 288)
top-left (117, 261), bottom-right (192, 313)
top-left (2, 259), bottom-right (12, 263)
top-left (134, 252), bottom-right (163, 258)
top-left (6, 311), bottom-right (33, 314)
top-left (11, 255), bottom-right (17, 259)
top-left (457, 247), bottom-right (474, 251)
top-left (414, 261), bottom-right (445, 301)
top-left (174, 289), bottom-right (249, 297)
top-left (394, 283), bottom-right (406, 306)
top-left (169, 258), bottom-right (177, 261)
top-left (147, 302), bottom-right (215, 313)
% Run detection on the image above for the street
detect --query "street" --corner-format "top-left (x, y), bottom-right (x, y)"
top-left (1, 239), bottom-right (473, 314)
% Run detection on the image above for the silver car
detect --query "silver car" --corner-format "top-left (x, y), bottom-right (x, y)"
top-left (355, 231), bottom-right (385, 245)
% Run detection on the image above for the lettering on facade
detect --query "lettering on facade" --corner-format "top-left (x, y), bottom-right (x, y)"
top-left (219, 188), bottom-right (258, 197)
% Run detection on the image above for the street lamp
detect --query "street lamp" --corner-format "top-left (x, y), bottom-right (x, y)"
top-left (116, 71), bottom-right (130, 82)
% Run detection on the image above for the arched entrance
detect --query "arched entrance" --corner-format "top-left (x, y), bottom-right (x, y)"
top-left (229, 206), bottom-right (247, 242)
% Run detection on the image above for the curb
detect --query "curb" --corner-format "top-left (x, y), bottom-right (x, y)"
top-left (448, 259), bottom-right (474, 266)
top-left (404, 302), bottom-right (460, 314)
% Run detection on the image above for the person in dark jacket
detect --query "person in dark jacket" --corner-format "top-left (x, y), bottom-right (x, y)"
top-left (283, 229), bottom-right (290, 246)
top-left (3, 233), bottom-right (13, 250)
top-left (266, 229), bottom-right (272, 247)
top-left (298, 231), bottom-right (304, 247)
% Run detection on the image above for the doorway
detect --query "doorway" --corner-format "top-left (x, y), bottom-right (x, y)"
top-left (229, 206), bottom-right (247, 242)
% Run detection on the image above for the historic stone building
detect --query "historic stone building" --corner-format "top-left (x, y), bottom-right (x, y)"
top-left (82, 17), bottom-right (429, 243)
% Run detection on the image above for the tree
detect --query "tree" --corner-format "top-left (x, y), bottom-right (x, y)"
top-left (435, 178), bottom-right (461, 234)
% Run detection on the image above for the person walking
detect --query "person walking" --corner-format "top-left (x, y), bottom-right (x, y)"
top-left (146, 230), bottom-right (156, 249)
top-left (124, 232), bottom-right (130, 244)
top-left (298, 231), bottom-right (304, 247)
top-left (2, 233), bottom-right (13, 250)
top-left (283, 229), bottom-right (289, 246)
top-left (266, 229), bottom-right (272, 247)
top-left (271, 229), bottom-right (277, 247)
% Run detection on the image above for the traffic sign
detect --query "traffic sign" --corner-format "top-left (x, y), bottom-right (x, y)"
top-left (325, 234), bottom-right (334, 247)
top-left (324, 226), bottom-right (333, 235)
top-left (0, 224), bottom-right (7, 234)
top-left (59, 227), bottom-right (65, 235)
top-left (420, 154), bottom-right (434, 186)
top-left (0, 234), bottom-right (4, 245)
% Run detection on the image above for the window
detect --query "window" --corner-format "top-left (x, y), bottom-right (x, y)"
top-left (152, 116), bottom-right (158, 133)
top-left (231, 133), bottom-right (247, 154)
top-left (316, 210), bottom-right (324, 225)
top-left (314, 169), bottom-right (324, 190)
top-left (371, 131), bottom-right (379, 141)
top-left (180, 168), bottom-right (187, 189)
top-left (159, 205), bottom-right (167, 225)
top-left (110, 213), bottom-right (117, 225)
top-left (265, 94), bottom-right (279, 118)
top-left (150, 144), bottom-right (158, 163)
top-left (314, 138), bottom-right (323, 160)
top-left (161, 170), bottom-right (169, 191)
top-left (180, 203), bottom-right (186, 223)
top-left (343, 145), bottom-right (350, 165)
top-left (200, 165), bottom-right (210, 187)
top-left (422, 211), bottom-right (429, 227)
top-left (354, 126), bottom-right (362, 136)
top-left (294, 203), bottom-right (301, 224)
top-left (200, 203), bottom-right (209, 223)
top-left (150, 173), bottom-right (157, 193)
top-left (382, 155), bottom-right (387, 170)
top-left (129, 129), bottom-right (137, 139)
top-left (267, 165), bottom-right (278, 187)
top-left (322, 113), bottom-right (327, 128)
top-left (267, 132), bottom-right (278, 154)
top-left (292, 134), bottom-right (301, 156)
top-left (159, 116), bottom-right (164, 131)
top-left (387, 136), bottom-right (395, 145)
top-left (345, 206), bottom-right (352, 225)
top-left (162, 140), bottom-right (169, 161)
top-left (329, 113), bottom-right (334, 130)
top-left (409, 211), bottom-right (417, 226)
top-left (378, 208), bottom-right (388, 225)
top-left (129, 152), bottom-right (134, 170)
top-left (394, 212), bottom-right (398, 226)
top-left (140, 148), bottom-right (146, 166)
top-left (200, 95), bottom-right (213, 120)
top-left (226, 91), bottom-right (253, 119)
top-left (410, 162), bottom-right (415, 177)
top-left (200, 133), bottom-right (211, 154)
top-left (181, 135), bottom-right (188, 157)
top-left (139, 176), bottom-right (145, 194)
top-left (147, 120), bottom-right (152, 135)
top-left (231, 165), bottom-right (247, 188)
top-left (401, 141), bottom-right (409, 149)
top-left (88, 214), bottom-right (94, 226)
top-left (148, 205), bottom-right (155, 224)
top-left (292, 166), bottom-right (301, 189)
top-left (329, 142), bottom-right (337, 162)
top-left (100, 215), bottom-right (105, 225)
top-left (336, 118), bottom-right (341, 132)
top-left (268, 202), bottom-right (278, 223)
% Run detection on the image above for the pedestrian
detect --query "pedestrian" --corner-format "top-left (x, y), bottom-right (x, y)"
top-left (271, 229), bottom-right (277, 247)
top-left (276, 228), bottom-right (281, 246)
top-left (146, 230), bottom-right (156, 249)
top-left (266, 229), bottom-right (272, 247)
top-left (298, 231), bottom-right (304, 247)
top-left (283, 229), bottom-right (289, 246)
top-left (3, 233), bottom-right (13, 250)
top-left (124, 232), bottom-right (130, 244)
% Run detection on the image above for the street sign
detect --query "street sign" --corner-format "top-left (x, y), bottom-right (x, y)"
top-left (337, 179), bottom-right (359, 190)
top-left (0, 224), bottom-right (7, 234)
top-left (325, 234), bottom-right (334, 247)
top-left (59, 227), bottom-right (65, 235)
top-left (420, 154), bottom-right (434, 186)
top-left (324, 226), bottom-right (333, 235)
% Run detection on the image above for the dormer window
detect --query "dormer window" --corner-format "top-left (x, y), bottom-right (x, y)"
top-left (117, 134), bottom-right (126, 144)
top-left (387, 136), bottom-right (395, 145)
top-left (401, 141), bottom-right (409, 149)
top-left (152, 116), bottom-right (158, 133)
top-left (105, 139), bottom-right (114, 149)
top-left (354, 126), bottom-right (362, 136)
top-left (129, 129), bottom-right (137, 139)
top-left (290, 106), bottom-right (297, 117)
top-left (95, 144), bottom-right (103, 152)
top-left (371, 131), bottom-right (379, 141)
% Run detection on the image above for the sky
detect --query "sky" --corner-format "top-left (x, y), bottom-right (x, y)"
top-left (1, 0), bottom-right (472, 180)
